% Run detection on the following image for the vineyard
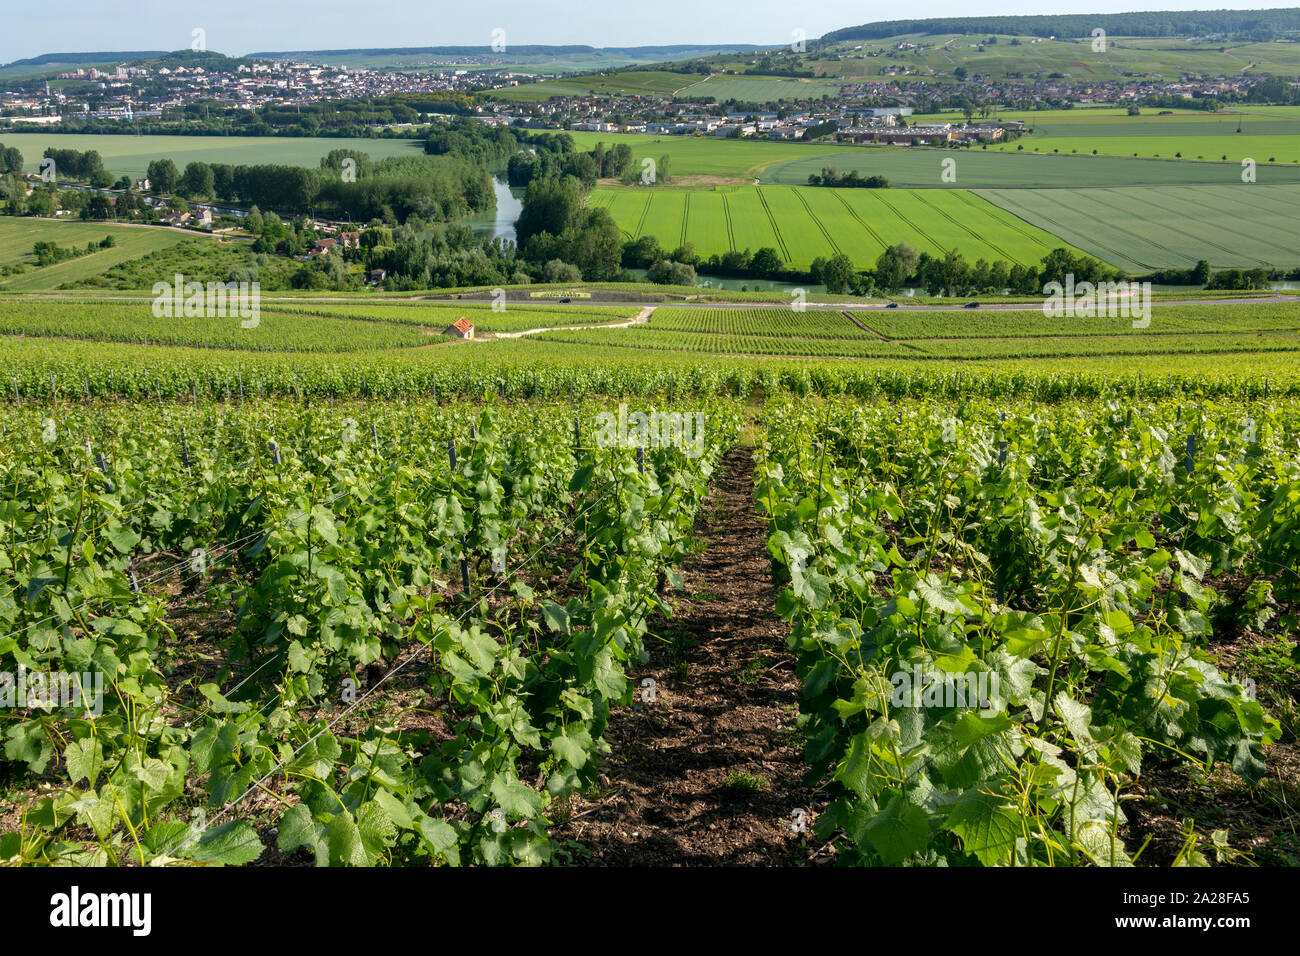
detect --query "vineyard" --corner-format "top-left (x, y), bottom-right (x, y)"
top-left (2, 371), bottom-right (1298, 868)
top-left (0, 300), bottom-right (641, 352)
top-left (1, 396), bottom-right (744, 864)
top-left (530, 303), bottom-right (1300, 362)
top-left (0, 300), bottom-right (437, 353)
top-left (756, 397), bottom-right (1296, 865)
top-left (1, 292), bottom-right (1299, 869)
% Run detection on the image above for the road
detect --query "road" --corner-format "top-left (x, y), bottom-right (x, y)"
top-left (429, 294), bottom-right (1297, 312)
top-left (8, 291), bottom-right (1293, 312)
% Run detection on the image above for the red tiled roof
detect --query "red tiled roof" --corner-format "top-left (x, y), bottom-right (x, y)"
top-left (451, 317), bottom-right (474, 334)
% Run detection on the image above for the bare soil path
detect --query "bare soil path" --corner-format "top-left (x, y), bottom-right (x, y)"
top-left (486, 306), bottom-right (654, 339)
top-left (555, 445), bottom-right (825, 865)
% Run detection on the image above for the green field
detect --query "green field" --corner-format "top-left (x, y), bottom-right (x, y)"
top-left (487, 70), bottom-right (704, 101)
top-left (673, 73), bottom-right (847, 101)
top-left (0, 218), bottom-right (227, 291)
top-left (564, 131), bottom-right (858, 181)
top-left (0, 133), bottom-right (427, 180)
top-left (978, 184), bottom-right (1300, 271)
top-left (570, 121), bottom-right (1300, 273)
top-left (992, 134), bottom-right (1300, 165)
top-left (762, 147), bottom-right (1300, 188)
top-left (1000, 108), bottom-right (1300, 139)
top-left (975, 106), bottom-right (1300, 164)
top-left (592, 184), bottom-right (1081, 269)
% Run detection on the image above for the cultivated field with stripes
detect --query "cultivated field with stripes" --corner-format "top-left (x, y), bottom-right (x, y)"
top-left (591, 185), bottom-right (1079, 269)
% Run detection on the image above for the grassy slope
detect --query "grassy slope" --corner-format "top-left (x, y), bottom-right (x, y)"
top-left (674, 73), bottom-right (846, 100)
top-left (810, 33), bottom-right (1300, 83)
top-left (487, 70), bottom-right (704, 100)
top-left (0, 219), bottom-right (223, 291)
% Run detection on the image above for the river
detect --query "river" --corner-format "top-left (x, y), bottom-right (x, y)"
top-left (466, 173), bottom-right (524, 243)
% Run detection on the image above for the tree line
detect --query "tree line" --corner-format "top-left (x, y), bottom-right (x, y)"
top-left (806, 168), bottom-right (889, 188)
top-left (132, 150), bottom-right (493, 223)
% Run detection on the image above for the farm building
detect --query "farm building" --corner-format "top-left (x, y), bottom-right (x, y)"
top-left (444, 317), bottom-right (475, 339)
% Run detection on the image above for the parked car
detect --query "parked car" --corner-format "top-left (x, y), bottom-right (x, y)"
top-left (964, 301), bottom-right (981, 309)
top-left (885, 302), bottom-right (899, 309)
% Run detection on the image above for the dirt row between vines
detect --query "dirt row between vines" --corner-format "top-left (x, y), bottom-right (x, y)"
top-left (552, 444), bottom-right (833, 866)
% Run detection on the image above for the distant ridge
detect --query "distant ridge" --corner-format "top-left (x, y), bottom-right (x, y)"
top-left (1, 49), bottom-right (272, 80)
top-left (246, 44), bottom-right (764, 59)
top-left (820, 8), bottom-right (1300, 43)
top-left (2, 50), bottom-right (166, 67)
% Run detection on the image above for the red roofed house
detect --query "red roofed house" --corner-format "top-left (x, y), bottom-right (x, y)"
top-left (444, 317), bottom-right (475, 339)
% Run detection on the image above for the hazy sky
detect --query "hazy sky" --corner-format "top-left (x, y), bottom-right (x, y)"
top-left (2, 0), bottom-right (1287, 64)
